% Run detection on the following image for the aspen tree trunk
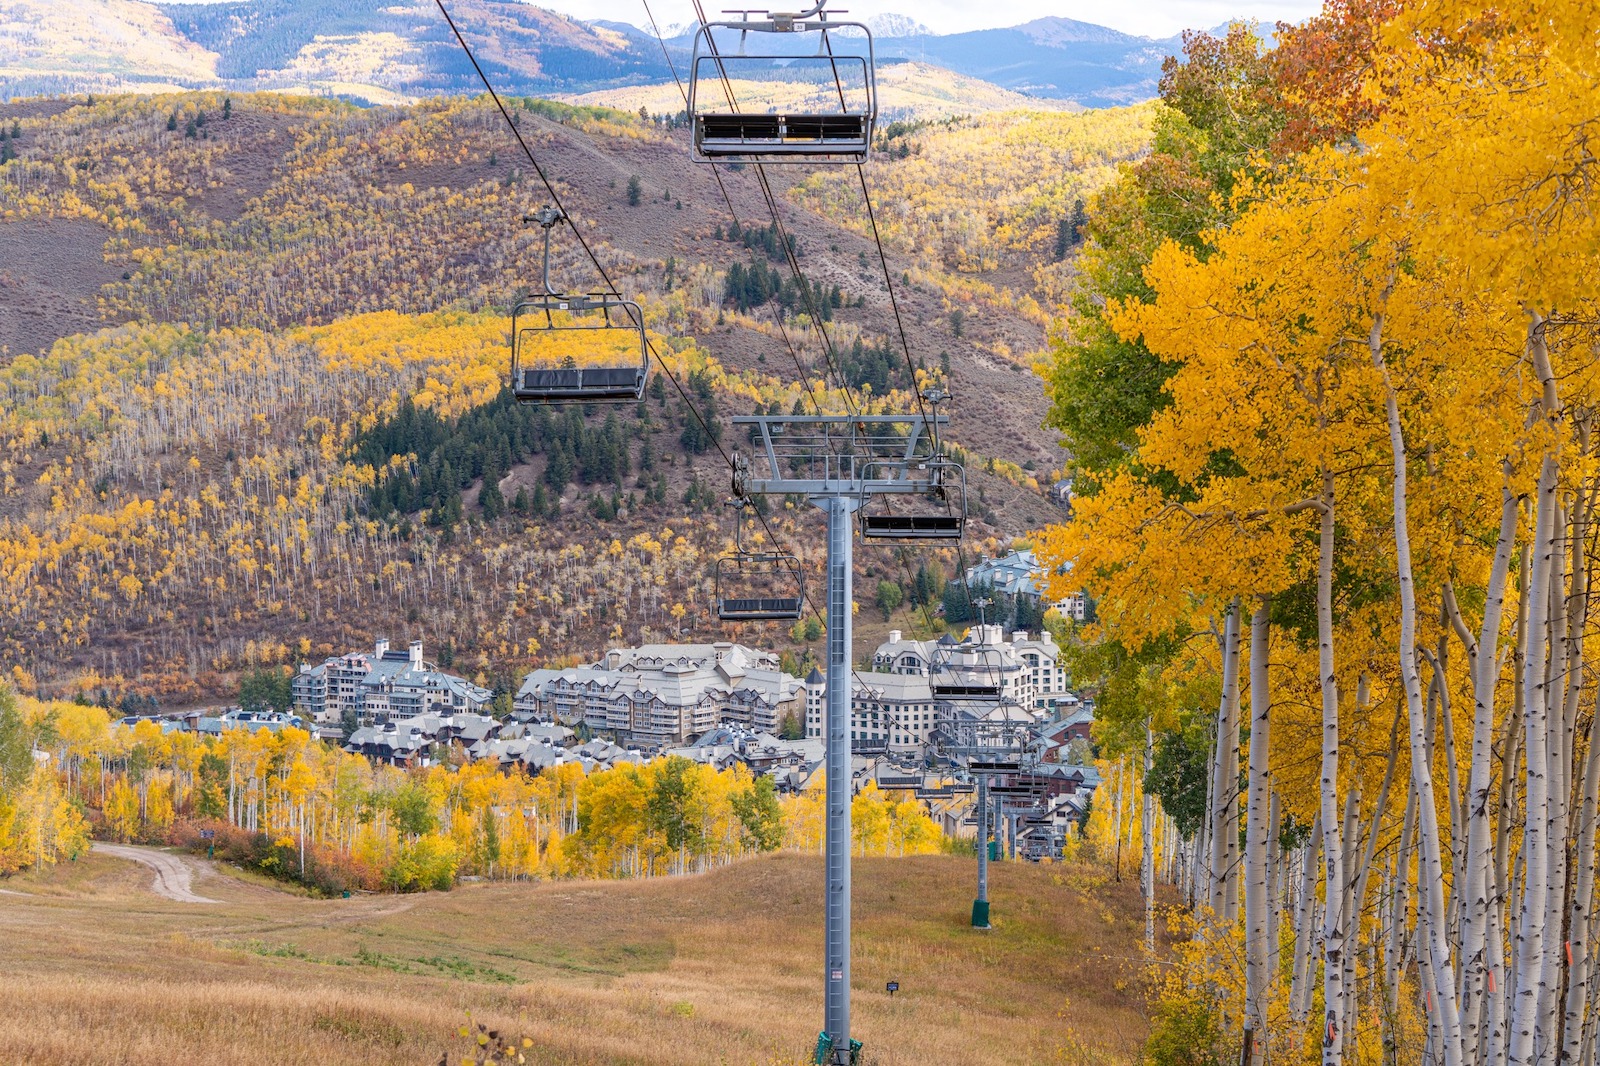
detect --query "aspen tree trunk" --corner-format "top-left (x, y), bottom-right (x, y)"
top-left (1390, 786), bottom-right (1417, 1022)
top-left (1562, 691), bottom-right (1600, 1064)
top-left (1488, 547), bottom-right (1532, 1066)
top-left (1552, 482), bottom-right (1593, 1061)
top-left (1267, 790), bottom-right (1282, 984)
top-left (1210, 601), bottom-right (1242, 920)
top-left (1315, 465), bottom-right (1348, 1065)
top-left (1511, 454), bottom-right (1558, 1065)
top-left (1537, 500), bottom-right (1572, 1055)
top-left (1244, 598), bottom-right (1273, 1053)
top-left (1291, 815), bottom-right (1321, 1023)
top-left (1454, 487), bottom-right (1519, 1066)
top-left (1352, 706), bottom-right (1402, 1030)
top-left (1372, 316), bottom-right (1464, 1065)
top-left (1143, 718), bottom-right (1156, 953)
top-left (1512, 310), bottom-right (1569, 1064)
top-left (1338, 786), bottom-right (1362, 1050)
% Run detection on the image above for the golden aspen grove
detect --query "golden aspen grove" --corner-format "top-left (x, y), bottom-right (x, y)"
top-left (1038, 0), bottom-right (1600, 1062)
top-left (10, 0), bottom-right (1600, 1063)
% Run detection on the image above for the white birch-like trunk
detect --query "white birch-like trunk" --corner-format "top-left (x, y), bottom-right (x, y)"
top-left (1455, 486), bottom-right (1518, 1066)
top-left (1372, 313), bottom-right (1464, 1065)
top-left (1316, 466), bottom-right (1348, 1066)
top-left (1244, 598), bottom-right (1272, 1052)
top-left (1510, 454), bottom-right (1558, 1065)
top-left (1562, 690), bottom-right (1600, 1064)
top-left (1210, 600), bottom-right (1242, 920)
top-left (1488, 547), bottom-right (1532, 1066)
top-left (1291, 813), bottom-right (1321, 1024)
top-left (1537, 501), bottom-right (1571, 1057)
top-left (1143, 719), bottom-right (1156, 953)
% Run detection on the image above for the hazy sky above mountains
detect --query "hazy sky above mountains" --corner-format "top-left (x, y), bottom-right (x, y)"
top-left (547, 0), bottom-right (1323, 39)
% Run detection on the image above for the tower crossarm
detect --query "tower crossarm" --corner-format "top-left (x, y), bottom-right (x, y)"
top-left (731, 414), bottom-right (950, 496)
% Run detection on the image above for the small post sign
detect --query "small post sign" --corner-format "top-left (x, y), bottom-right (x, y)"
top-left (199, 828), bottom-right (215, 858)
top-left (885, 980), bottom-right (899, 998)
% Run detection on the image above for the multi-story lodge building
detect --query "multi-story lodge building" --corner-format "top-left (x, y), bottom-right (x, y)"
top-left (804, 669), bottom-right (940, 756)
top-left (292, 639), bottom-right (492, 726)
top-left (515, 642), bottom-right (805, 748)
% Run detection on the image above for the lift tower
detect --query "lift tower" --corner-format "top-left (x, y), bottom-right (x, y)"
top-left (733, 411), bottom-right (962, 1065)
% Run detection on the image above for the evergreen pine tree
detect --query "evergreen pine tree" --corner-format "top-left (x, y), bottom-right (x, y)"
top-left (479, 472), bottom-right (505, 519)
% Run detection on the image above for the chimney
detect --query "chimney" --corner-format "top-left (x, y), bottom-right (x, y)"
top-left (888, 630), bottom-right (901, 644)
top-left (409, 640), bottom-right (423, 667)
top-left (1013, 630), bottom-right (1027, 644)
top-left (375, 637), bottom-right (389, 657)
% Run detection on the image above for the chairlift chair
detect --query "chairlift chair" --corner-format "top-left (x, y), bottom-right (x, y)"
top-left (715, 551), bottom-right (806, 621)
top-left (688, 6), bottom-right (877, 164)
top-left (510, 206), bottom-right (650, 404)
top-left (859, 457), bottom-right (966, 542)
top-left (713, 498), bottom-right (806, 621)
top-left (930, 637), bottom-right (1008, 716)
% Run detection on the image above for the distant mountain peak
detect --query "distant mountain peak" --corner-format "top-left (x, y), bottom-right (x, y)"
top-left (1017, 16), bottom-right (1144, 47)
top-left (864, 13), bottom-right (932, 38)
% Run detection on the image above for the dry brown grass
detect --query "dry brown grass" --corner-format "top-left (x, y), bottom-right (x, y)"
top-left (0, 850), bottom-right (1151, 1065)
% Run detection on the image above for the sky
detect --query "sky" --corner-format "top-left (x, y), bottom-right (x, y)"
top-left (539, 0), bottom-right (1324, 39)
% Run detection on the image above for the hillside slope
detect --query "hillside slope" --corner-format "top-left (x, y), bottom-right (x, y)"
top-left (0, 92), bottom-right (1148, 699)
top-left (0, 850), bottom-right (1155, 1064)
top-left (0, 0), bottom-right (220, 97)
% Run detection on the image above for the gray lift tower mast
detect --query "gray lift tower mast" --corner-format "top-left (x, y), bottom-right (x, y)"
top-left (733, 410), bottom-right (961, 1066)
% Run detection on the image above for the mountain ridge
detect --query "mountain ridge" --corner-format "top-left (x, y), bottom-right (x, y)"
top-left (0, 0), bottom-right (1224, 108)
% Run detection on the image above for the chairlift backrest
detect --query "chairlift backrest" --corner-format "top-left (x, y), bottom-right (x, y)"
top-left (688, 12), bottom-right (877, 164)
top-left (859, 457), bottom-right (966, 542)
top-left (715, 551), bottom-right (805, 622)
top-left (510, 293), bottom-right (649, 404)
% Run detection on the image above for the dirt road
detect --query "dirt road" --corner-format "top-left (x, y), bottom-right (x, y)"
top-left (91, 843), bottom-right (219, 903)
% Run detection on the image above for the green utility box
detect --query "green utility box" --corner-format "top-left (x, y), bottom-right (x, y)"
top-left (971, 899), bottom-right (991, 928)
top-left (988, 840), bottom-right (1001, 861)
top-left (812, 1033), bottom-right (863, 1064)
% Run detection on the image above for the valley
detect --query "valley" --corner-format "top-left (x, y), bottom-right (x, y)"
top-left (0, 91), bottom-right (1147, 701)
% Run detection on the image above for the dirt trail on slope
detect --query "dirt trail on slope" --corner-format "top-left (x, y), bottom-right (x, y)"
top-left (90, 843), bottom-right (219, 903)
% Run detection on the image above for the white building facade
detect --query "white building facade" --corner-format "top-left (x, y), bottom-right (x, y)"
top-left (292, 639), bottom-right (491, 725)
top-left (803, 670), bottom-right (938, 756)
top-left (516, 642), bottom-right (804, 748)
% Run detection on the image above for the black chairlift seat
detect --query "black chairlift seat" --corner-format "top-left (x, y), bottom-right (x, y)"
top-left (696, 113), bottom-right (870, 159)
top-left (510, 293), bottom-right (649, 405)
top-left (688, 15), bottom-right (877, 165)
top-left (859, 456), bottom-right (967, 542)
top-left (860, 513), bottom-right (964, 540)
top-left (514, 365), bottom-right (646, 403)
top-left (932, 680), bottom-right (1004, 700)
top-left (719, 595), bottom-right (805, 621)
top-left (714, 550), bottom-right (805, 622)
